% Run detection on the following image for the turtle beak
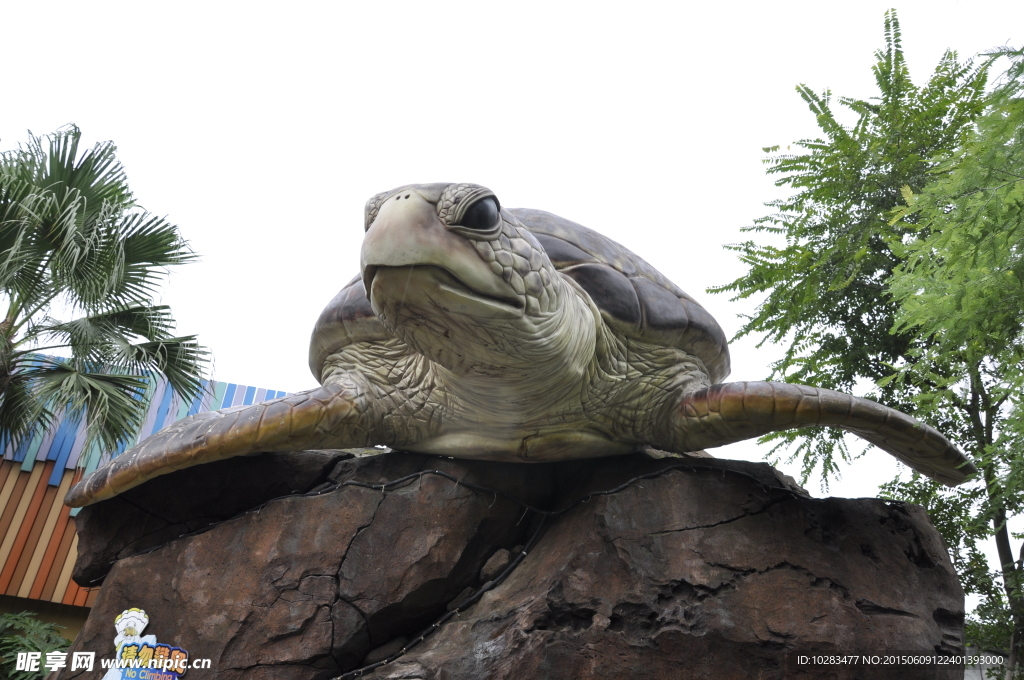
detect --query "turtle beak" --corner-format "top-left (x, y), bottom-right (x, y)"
top-left (360, 191), bottom-right (519, 306)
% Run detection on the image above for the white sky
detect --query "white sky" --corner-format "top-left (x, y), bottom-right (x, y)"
top-left (2, 0), bottom-right (1021, 500)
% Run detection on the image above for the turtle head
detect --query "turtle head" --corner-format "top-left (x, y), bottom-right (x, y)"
top-left (361, 183), bottom-right (596, 378)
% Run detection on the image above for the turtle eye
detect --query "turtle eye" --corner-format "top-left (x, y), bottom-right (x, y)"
top-left (455, 196), bottom-right (500, 230)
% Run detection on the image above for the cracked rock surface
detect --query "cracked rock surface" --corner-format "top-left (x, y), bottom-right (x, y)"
top-left (61, 450), bottom-right (963, 680)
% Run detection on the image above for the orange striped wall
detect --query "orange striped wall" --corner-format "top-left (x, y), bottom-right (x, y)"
top-left (0, 459), bottom-right (98, 607)
top-left (1, 372), bottom-right (289, 613)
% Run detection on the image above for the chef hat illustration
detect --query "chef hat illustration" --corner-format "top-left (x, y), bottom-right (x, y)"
top-left (113, 608), bottom-right (149, 647)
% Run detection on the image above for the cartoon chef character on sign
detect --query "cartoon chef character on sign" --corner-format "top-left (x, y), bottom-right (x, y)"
top-left (102, 608), bottom-right (158, 680)
top-left (114, 608), bottom-right (156, 649)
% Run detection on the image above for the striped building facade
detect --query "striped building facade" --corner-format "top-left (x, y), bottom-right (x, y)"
top-left (0, 374), bottom-right (287, 635)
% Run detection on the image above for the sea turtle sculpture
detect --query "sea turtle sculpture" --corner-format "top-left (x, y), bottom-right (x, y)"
top-left (66, 183), bottom-right (974, 507)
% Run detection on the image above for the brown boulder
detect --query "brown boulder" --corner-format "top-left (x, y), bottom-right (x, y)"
top-left (71, 449), bottom-right (355, 587)
top-left (61, 451), bottom-right (964, 680)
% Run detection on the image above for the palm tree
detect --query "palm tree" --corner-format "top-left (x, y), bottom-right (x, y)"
top-left (0, 126), bottom-right (208, 458)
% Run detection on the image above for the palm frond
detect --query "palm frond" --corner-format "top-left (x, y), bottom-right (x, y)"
top-left (0, 225), bottom-right (36, 292)
top-left (100, 211), bottom-right (196, 306)
top-left (0, 181), bottom-right (52, 303)
top-left (0, 126), bottom-right (208, 461)
top-left (32, 125), bottom-right (132, 217)
top-left (0, 367), bottom-right (52, 450)
top-left (28, 304), bottom-right (208, 391)
top-left (31, 304), bottom-right (177, 358)
top-left (30, 360), bottom-right (149, 453)
top-left (122, 336), bottom-right (208, 400)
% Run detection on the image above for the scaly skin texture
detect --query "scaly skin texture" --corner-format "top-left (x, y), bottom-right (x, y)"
top-left (65, 182), bottom-right (976, 508)
top-left (65, 380), bottom-right (377, 506)
top-left (661, 381), bottom-right (970, 487)
top-left (318, 329), bottom-right (710, 462)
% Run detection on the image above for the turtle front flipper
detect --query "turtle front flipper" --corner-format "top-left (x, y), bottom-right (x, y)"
top-left (64, 380), bottom-right (376, 508)
top-left (659, 381), bottom-right (975, 486)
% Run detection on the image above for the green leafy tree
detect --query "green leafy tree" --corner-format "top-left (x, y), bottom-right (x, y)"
top-left (0, 612), bottom-right (69, 680)
top-left (709, 9), bottom-right (1024, 664)
top-left (710, 10), bottom-right (988, 476)
top-left (886, 45), bottom-right (1024, 669)
top-left (0, 126), bottom-right (208, 458)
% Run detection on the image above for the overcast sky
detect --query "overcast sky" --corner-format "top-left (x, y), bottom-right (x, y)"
top-left (2, 0), bottom-right (1021, 499)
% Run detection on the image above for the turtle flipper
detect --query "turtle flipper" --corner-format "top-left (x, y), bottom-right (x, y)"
top-left (64, 381), bottom-right (375, 508)
top-left (660, 381), bottom-right (975, 487)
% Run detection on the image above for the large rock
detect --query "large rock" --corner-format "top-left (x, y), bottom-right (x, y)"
top-left (71, 449), bottom-right (354, 587)
top-left (61, 451), bottom-right (965, 680)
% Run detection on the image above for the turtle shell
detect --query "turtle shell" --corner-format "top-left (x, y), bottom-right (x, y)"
top-left (308, 208), bottom-right (731, 384)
